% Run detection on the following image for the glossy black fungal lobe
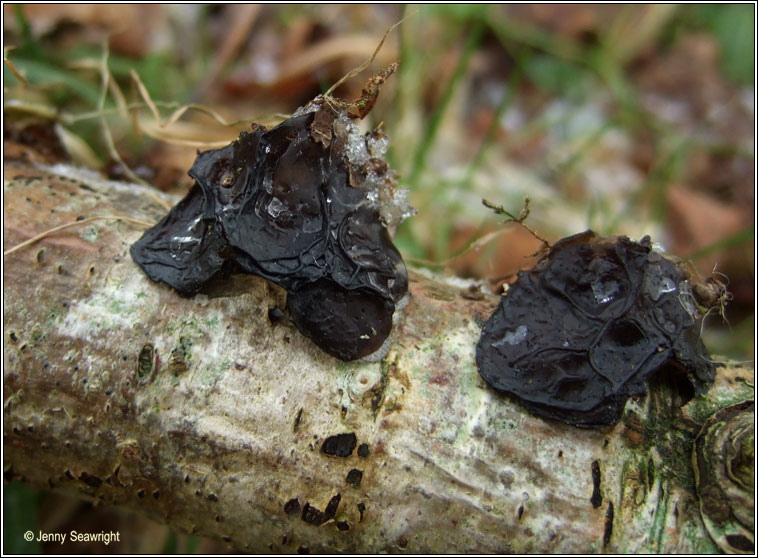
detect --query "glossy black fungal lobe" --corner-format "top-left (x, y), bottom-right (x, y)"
top-left (590, 460), bottom-right (602, 508)
top-left (475, 231), bottom-right (717, 428)
top-left (603, 502), bottom-right (614, 547)
top-left (288, 279), bottom-right (394, 361)
top-left (321, 432), bottom-right (357, 457)
top-left (130, 98), bottom-right (410, 360)
top-left (301, 503), bottom-right (326, 526)
top-left (346, 468), bottom-right (363, 487)
top-left (284, 497), bottom-right (301, 516)
top-left (324, 493), bottom-right (341, 519)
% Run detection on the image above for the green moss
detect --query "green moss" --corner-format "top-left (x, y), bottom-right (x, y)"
top-left (202, 316), bottom-right (220, 330)
top-left (641, 417), bottom-right (697, 492)
top-left (109, 299), bottom-right (134, 315)
top-left (165, 316), bottom-right (207, 337)
top-left (46, 304), bottom-right (62, 324)
top-left (30, 324), bottom-right (47, 344)
top-left (80, 224), bottom-right (99, 243)
top-left (688, 386), bottom-right (754, 424)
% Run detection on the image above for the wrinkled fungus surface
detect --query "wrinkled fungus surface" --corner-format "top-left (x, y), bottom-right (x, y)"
top-left (131, 97), bottom-right (411, 360)
top-left (476, 231), bottom-right (717, 428)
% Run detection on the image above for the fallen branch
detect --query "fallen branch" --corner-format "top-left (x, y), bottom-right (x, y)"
top-left (3, 154), bottom-right (753, 553)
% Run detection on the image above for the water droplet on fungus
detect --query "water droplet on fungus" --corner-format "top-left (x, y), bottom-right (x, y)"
top-left (130, 96), bottom-right (410, 360)
top-left (475, 231), bottom-right (717, 428)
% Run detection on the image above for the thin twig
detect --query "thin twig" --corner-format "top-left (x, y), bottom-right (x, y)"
top-left (482, 197), bottom-right (551, 249)
top-left (96, 42), bottom-right (169, 210)
top-left (406, 198), bottom-right (551, 268)
top-left (324, 14), bottom-right (411, 97)
top-left (130, 68), bottom-right (161, 123)
top-left (405, 228), bottom-right (512, 267)
top-left (4, 215), bottom-right (152, 257)
top-left (131, 68), bottom-right (289, 129)
top-left (4, 48), bottom-right (28, 84)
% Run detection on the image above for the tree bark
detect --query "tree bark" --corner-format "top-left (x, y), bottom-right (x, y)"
top-left (3, 153), bottom-right (754, 553)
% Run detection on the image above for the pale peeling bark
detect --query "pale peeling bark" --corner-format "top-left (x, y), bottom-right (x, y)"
top-left (3, 156), bottom-right (754, 553)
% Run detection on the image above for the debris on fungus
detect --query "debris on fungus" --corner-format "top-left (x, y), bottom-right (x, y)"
top-left (130, 95), bottom-right (412, 361)
top-left (475, 231), bottom-right (718, 428)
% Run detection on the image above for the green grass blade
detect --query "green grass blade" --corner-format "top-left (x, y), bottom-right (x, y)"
top-left (3, 483), bottom-right (42, 554)
top-left (407, 19), bottom-right (485, 186)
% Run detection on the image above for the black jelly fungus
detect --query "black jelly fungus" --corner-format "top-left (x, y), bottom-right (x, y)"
top-left (321, 432), bottom-right (357, 457)
top-left (603, 502), bottom-right (614, 547)
top-left (299, 494), bottom-right (340, 526)
top-left (301, 503), bottom-right (326, 526)
top-left (288, 279), bottom-right (393, 361)
top-left (475, 231), bottom-right (717, 428)
top-left (324, 493), bottom-right (341, 519)
top-left (78, 472), bottom-right (102, 488)
top-left (130, 98), bottom-right (409, 361)
top-left (357, 443), bottom-right (370, 457)
top-left (284, 497), bottom-right (301, 515)
top-left (130, 184), bottom-right (231, 296)
top-left (590, 460), bottom-right (602, 508)
top-left (346, 468), bottom-right (363, 487)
